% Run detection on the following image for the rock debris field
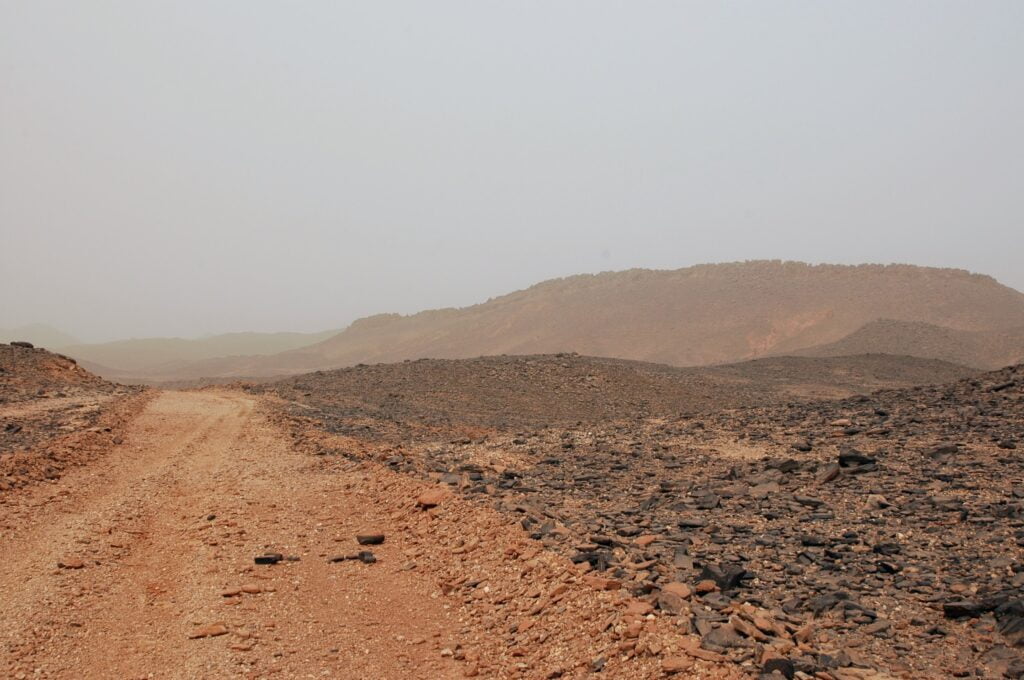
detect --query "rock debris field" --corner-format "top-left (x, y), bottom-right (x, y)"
top-left (258, 354), bottom-right (1024, 679)
top-left (3, 344), bottom-right (1023, 679)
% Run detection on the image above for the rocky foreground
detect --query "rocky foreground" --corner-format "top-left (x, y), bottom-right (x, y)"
top-left (257, 355), bottom-right (1024, 678)
top-left (0, 343), bottom-right (147, 490)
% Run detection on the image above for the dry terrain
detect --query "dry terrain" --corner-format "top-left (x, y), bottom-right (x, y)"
top-left (257, 355), bottom-right (1024, 679)
top-left (166, 262), bottom-right (1024, 380)
top-left (791, 320), bottom-right (1024, 370)
top-left (262, 353), bottom-right (976, 431)
top-left (0, 344), bottom-right (147, 490)
top-left (4, 343), bottom-right (1023, 679)
top-left (1, 348), bottom-right (738, 679)
top-left (57, 329), bottom-right (341, 383)
top-left (53, 262), bottom-right (1024, 383)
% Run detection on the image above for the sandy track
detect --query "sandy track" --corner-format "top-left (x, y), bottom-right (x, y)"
top-left (0, 391), bottom-right (461, 679)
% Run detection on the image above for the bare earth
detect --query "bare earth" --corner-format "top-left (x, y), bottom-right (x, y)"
top-left (15, 349), bottom-right (1017, 678)
top-left (0, 391), bottom-right (465, 679)
top-left (3, 390), bottom-right (727, 680)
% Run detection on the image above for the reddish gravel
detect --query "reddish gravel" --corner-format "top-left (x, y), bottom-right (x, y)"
top-left (5, 348), bottom-right (1020, 679)
top-left (1, 344), bottom-right (148, 489)
top-left (1, 390), bottom-right (740, 679)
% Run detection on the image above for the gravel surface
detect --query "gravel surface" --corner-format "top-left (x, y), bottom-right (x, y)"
top-left (260, 355), bottom-right (1024, 679)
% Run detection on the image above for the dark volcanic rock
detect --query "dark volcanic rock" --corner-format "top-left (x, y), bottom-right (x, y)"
top-left (762, 656), bottom-right (796, 679)
top-left (944, 600), bottom-right (995, 619)
top-left (260, 355), bottom-right (1024, 679)
top-left (996, 599), bottom-right (1024, 647)
top-left (838, 448), bottom-right (876, 467)
top-left (699, 563), bottom-right (747, 591)
top-left (356, 532), bottom-right (385, 545)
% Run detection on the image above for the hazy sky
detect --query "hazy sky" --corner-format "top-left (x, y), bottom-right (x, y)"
top-left (2, 2), bottom-right (1022, 342)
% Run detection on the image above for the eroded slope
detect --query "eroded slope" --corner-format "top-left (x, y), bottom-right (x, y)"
top-left (0, 343), bottom-right (147, 490)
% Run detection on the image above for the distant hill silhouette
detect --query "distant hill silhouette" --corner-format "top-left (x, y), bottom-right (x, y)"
top-left (167, 261), bottom-right (1023, 379)
top-left (0, 324), bottom-right (80, 349)
top-left (789, 319), bottom-right (1024, 369)
top-left (58, 330), bottom-right (340, 380)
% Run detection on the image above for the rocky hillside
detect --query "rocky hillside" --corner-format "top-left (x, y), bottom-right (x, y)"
top-left (792, 319), bottom-right (1024, 369)
top-left (193, 261), bottom-right (1024, 379)
top-left (0, 342), bottom-right (146, 490)
top-left (265, 353), bottom-right (976, 431)
top-left (0, 342), bottom-right (114, 404)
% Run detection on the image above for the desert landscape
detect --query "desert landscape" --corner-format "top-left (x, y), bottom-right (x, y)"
top-left (3, 261), bottom-right (1024, 679)
top-left (5, 262), bottom-right (1023, 385)
top-left (4, 3), bottom-right (1022, 678)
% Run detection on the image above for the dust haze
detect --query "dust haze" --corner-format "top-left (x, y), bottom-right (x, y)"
top-left (6, 5), bottom-right (1024, 678)
top-left (2, 2), bottom-right (1022, 342)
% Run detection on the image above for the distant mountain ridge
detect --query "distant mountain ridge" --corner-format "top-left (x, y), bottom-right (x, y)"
top-left (790, 319), bottom-right (1024, 369)
top-left (52, 330), bottom-right (341, 380)
top-left (157, 261), bottom-right (1024, 380)
top-left (0, 324), bottom-right (80, 349)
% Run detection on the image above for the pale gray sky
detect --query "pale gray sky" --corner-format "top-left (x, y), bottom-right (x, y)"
top-left (1, 1), bottom-right (1022, 342)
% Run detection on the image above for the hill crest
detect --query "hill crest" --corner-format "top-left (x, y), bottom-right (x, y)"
top-left (58, 261), bottom-right (1024, 381)
top-left (257, 261), bottom-right (1024, 375)
top-left (791, 318), bottom-right (1024, 369)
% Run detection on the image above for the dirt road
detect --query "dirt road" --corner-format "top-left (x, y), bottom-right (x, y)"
top-left (0, 391), bottom-right (462, 679)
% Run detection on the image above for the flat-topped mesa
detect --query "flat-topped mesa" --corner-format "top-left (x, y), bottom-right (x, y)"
top-left (211, 261), bottom-right (1024, 379)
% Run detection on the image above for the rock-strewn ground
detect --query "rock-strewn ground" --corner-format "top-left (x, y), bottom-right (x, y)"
top-left (1, 388), bottom-right (740, 680)
top-left (3, 347), bottom-right (1018, 678)
top-left (0, 343), bottom-right (148, 490)
top-left (0, 343), bottom-right (116, 404)
top-left (257, 355), bottom-right (1024, 679)
top-left (264, 353), bottom-right (976, 430)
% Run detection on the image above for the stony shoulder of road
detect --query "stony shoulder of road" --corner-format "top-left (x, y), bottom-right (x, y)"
top-left (0, 343), bottom-right (148, 490)
top-left (257, 355), bottom-right (1024, 679)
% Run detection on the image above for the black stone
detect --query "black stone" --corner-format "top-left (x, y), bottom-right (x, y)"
top-left (800, 534), bottom-right (827, 547)
top-left (700, 563), bottom-right (747, 590)
top-left (763, 657), bottom-right (795, 679)
top-left (944, 600), bottom-right (995, 619)
top-left (838, 448), bottom-right (876, 467)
